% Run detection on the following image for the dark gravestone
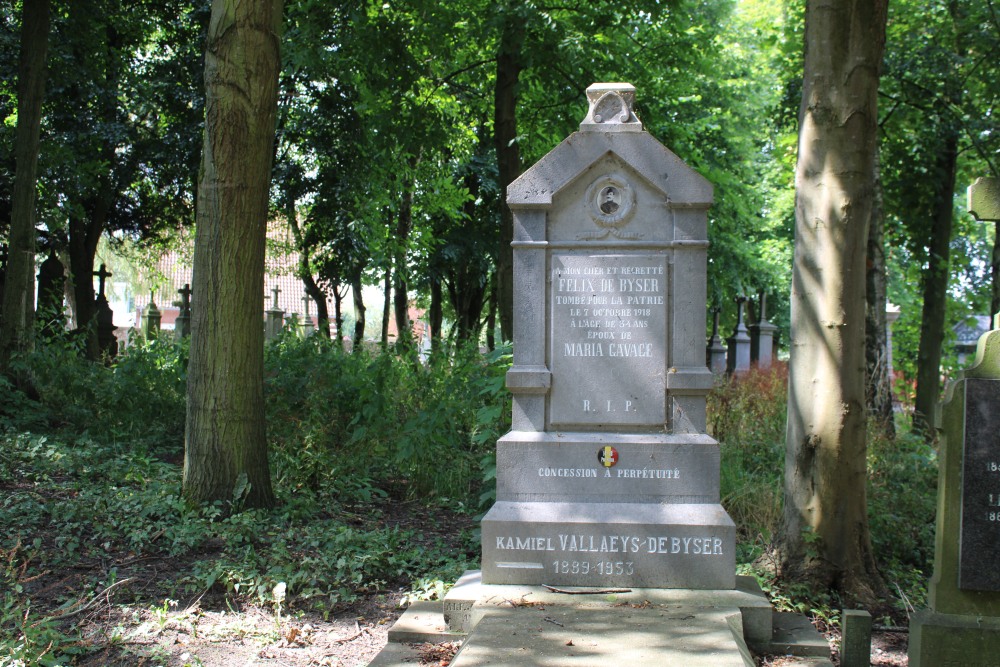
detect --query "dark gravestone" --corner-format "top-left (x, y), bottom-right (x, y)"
top-left (93, 264), bottom-right (118, 359)
top-left (909, 329), bottom-right (1000, 666)
top-left (174, 284), bottom-right (192, 339)
top-left (959, 378), bottom-right (1000, 591)
top-left (36, 251), bottom-right (65, 330)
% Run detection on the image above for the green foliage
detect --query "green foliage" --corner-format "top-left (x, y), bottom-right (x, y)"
top-left (867, 421), bottom-right (938, 609)
top-left (10, 332), bottom-right (188, 455)
top-left (709, 364), bottom-right (788, 556)
top-left (0, 334), bottom-right (509, 662)
top-left (711, 366), bottom-right (937, 619)
top-left (266, 335), bottom-right (510, 502)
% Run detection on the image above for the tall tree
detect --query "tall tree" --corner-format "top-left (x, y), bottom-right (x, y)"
top-left (782, 0), bottom-right (888, 603)
top-left (0, 0), bottom-right (49, 378)
top-left (183, 0), bottom-right (283, 508)
top-left (877, 0), bottom-right (1000, 429)
top-left (865, 148), bottom-right (894, 434)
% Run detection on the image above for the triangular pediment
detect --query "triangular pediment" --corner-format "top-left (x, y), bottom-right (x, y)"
top-left (508, 131), bottom-right (712, 208)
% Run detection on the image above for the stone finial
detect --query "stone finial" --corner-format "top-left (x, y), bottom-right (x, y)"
top-left (580, 83), bottom-right (642, 133)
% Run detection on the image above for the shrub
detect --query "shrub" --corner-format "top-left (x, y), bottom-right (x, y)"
top-left (708, 363), bottom-right (788, 554)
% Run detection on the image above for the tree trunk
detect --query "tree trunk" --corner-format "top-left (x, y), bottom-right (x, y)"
top-left (285, 195), bottom-right (330, 339)
top-left (0, 0), bottom-right (49, 378)
top-left (381, 264), bottom-right (391, 350)
top-left (183, 0), bottom-right (283, 509)
top-left (446, 170), bottom-right (488, 346)
top-left (392, 183), bottom-right (413, 347)
top-left (333, 284), bottom-right (343, 349)
top-left (429, 274), bottom-right (443, 356)
top-left (351, 271), bottom-right (365, 351)
top-left (865, 146), bottom-right (894, 436)
top-left (67, 209), bottom-right (104, 359)
top-left (913, 131), bottom-right (959, 436)
top-left (486, 269), bottom-right (497, 352)
top-left (493, 5), bottom-right (526, 343)
top-left (782, 0), bottom-right (888, 604)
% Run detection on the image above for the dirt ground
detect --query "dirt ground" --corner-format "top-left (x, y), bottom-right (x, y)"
top-left (16, 499), bottom-right (909, 667)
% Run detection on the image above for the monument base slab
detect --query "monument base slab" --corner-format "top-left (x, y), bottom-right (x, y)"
top-left (450, 605), bottom-right (752, 667)
top-left (908, 609), bottom-right (1000, 667)
top-left (481, 501), bottom-right (735, 588)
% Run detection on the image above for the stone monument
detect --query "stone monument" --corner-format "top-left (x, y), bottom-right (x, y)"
top-left (93, 264), bottom-right (118, 358)
top-left (174, 284), bottom-right (192, 339)
top-left (749, 292), bottom-right (778, 369)
top-left (707, 306), bottom-right (728, 374)
top-left (481, 82), bottom-right (735, 589)
top-left (910, 177), bottom-right (1000, 664)
top-left (143, 291), bottom-right (162, 338)
top-left (265, 285), bottom-right (284, 340)
top-left (726, 295), bottom-right (751, 375)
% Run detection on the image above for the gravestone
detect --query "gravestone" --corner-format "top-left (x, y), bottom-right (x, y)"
top-left (749, 292), bottom-right (778, 369)
top-left (265, 285), bottom-right (284, 340)
top-left (93, 264), bottom-right (118, 358)
top-left (301, 295), bottom-right (315, 336)
top-left (707, 306), bottom-right (727, 374)
top-left (481, 82), bottom-right (735, 590)
top-left (36, 251), bottom-right (65, 331)
top-left (908, 324), bottom-right (1000, 665)
top-left (143, 291), bottom-right (162, 337)
top-left (727, 295), bottom-right (751, 375)
top-left (174, 284), bottom-right (192, 339)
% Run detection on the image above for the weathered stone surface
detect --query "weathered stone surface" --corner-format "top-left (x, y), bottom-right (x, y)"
top-left (968, 176), bottom-right (1000, 222)
top-left (840, 609), bottom-right (872, 667)
top-left (909, 610), bottom-right (1000, 667)
top-left (909, 328), bottom-right (1000, 663)
top-left (484, 83), bottom-right (732, 589)
top-left (482, 501), bottom-right (735, 588)
top-left (496, 431), bottom-right (719, 503)
top-left (959, 378), bottom-right (1000, 591)
top-left (442, 570), bottom-right (772, 644)
top-left (450, 606), bottom-right (751, 667)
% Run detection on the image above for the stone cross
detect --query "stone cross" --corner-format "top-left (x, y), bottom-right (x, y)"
top-left (178, 283), bottom-right (192, 313)
top-left (302, 295), bottom-right (311, 317)
top-left (93, 264), bottom-right (112, 300)
top-left (271, 285), bottom-right (281, 310)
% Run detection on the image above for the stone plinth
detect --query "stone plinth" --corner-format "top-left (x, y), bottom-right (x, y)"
top-left (909, 328), bottom-right (1000, 665)
top-left (481, 83), bottom-right (733, 589)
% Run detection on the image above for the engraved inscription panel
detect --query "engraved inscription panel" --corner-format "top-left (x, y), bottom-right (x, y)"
top-left (959, 378), bottom-right (1000, 591)
top-left (549, 254), bottom-right (667, 427)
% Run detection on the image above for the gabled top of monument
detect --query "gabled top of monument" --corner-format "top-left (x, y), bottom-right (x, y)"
top-left (507, 83), bottom-right (712, 209)
top-left (580, 83), bottom-right (642, 133)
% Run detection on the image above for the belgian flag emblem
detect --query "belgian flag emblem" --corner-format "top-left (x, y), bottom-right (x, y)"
top-left (597, 446), bottom-right (619, 468)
